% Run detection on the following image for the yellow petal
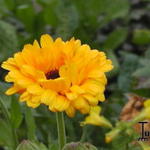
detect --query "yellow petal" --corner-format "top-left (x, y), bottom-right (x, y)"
top-left (40, 34), bottom-right (53, 48)
top-left (19, 91), bottom-right (31, 102)
top-left (1, 58), bottom-right (17, 71)
top-left (21, 65), bottom-right (46, 80)
top-left (83, 94), bottom-right (98, 105)
top-left (41, 90), bottom-right (57, 105)
top-left (90, 106), bottom-right (101, 114)
top-left (14, 52), bottom-right (26, 67)
top-left (96, 74), bottom-right (107, 85)
top-left (59, 64), bottom-right (78, 85)
top-left (100, 60), bottom-right (113, 72)
top-left (30, 95), bottom-right (41, 103)
top-left (27, 84), bottom-right (43, 95)
top-left (70, 85), bottom-right (85, 94)
top-left (73, 97), bottom-right (90, 114)
top-left (26, 100), bottom-right (40, 108)
top-left (39, 78), bottom-right (70, 92)
top-left (8, 70), bottom-right (33, 87)
top-left (81, 113), bottom-right (112, 128)
top-left (88, 70), bottom-right (104, 78)
top-left (81, 79), bottom-right (105, 95)
top-left (5, 73), bottom-right (13, 82)
top-left (66, 92), bottom-right (78, 101)
top-left (97, 93), bottom-right (105, 102)
top-left (52, 95), bottom-right (69, 111)
top-left (144, 99), bottom-right (150, 108)
top-left (65, 105), bottom-right (76, 117)
top-left (33, 40), bottom-right (40, 48)
top-left (5, 84), bottom-right (22, 95)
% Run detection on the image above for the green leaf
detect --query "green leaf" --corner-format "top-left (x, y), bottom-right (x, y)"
top-left (25, 106), bottom-right (37, 141)
top-left (4, 0), bottom-right (15, 11)
top-left (36, 0), bottom-right (51, 5)
top-left (37, 143), bottom-right (48, 150)
top-left (133, 66), bottom-right (150, 77)
top-left (104, 0), bottom-right (130, 20)
top-left (0, 81), bottom-right (10, 93)
top-left (111, 130), bottom-right (139, 150)
top-left (0, 119), bottom-right (14, 149)
top-left (0, 94), bottom-right (11, 124)
top-left (103, 28), bottom-right (128, 50)
top-left (55, 0), bottom-right (79, 40)
top-left (0, 0), bottom-right (8, 17)
top-left (15, 0), bottom-right (32, 5)
top-left (0, 20), bottom-right (18, 62)
top-left (73, 0), bottom-right (130, 28)
top-left (106, 50), bottom-right (120, 77)
top-left (16, 4), bottom-right (35, 32)
top-left (0, 95), bottom-right (18, 149)
top-left (144, 49), bottom-right (150, 58)
top-left (133, 49), bottom-right (150, 78)
top-left (73, 0), bottom-right (106, 28)
top-left (10, 96), bottom-right (23, 129)
top-left (132, 88), bottom-right (150, 98)
top-left (132, 29), bottom-right (150, 45)
top-left (49, 143), bottom-right (58, 150)
top-left (117, 53), bottom-right (139, 92)
top-left (0, 82), bottom-right (12, 108)
top-left (43, 0), bottom-right (59, 27)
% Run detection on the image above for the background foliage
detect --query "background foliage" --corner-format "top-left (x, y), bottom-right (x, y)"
top-left (0, 0), bottom-right (150, 149)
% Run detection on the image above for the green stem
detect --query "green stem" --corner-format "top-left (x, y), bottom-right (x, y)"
top-left (25, 106), bottom-right (37, 141)
top-left (128, 111), bottom-right (146, 127)
top-left (80, 126), bottom-right (88, 142)
top-left (56, 112), bottom-right (66, 150)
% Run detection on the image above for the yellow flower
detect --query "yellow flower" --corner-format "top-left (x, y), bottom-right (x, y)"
top-left (141, 99), bottom-right (150, 119)
top-left (1, 34), bottom-right (113, 117)
top-left (144, 99), bottom-right (150, 108)
top-left (81, 106), bottom-right (112, 128)
top-left (139, 142), bottom-right (150, 150)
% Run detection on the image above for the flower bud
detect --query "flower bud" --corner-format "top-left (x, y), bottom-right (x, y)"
top-left (83, 143), bottom-right (97, 150)
top-left (16, 140), bottom-right (40, 150)
top-left (62, 142), bottom-right (97, 150)
top-left (105, 128), bottom-right (121, 143)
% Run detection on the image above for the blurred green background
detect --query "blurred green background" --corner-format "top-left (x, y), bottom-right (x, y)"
top-left (0, 0), bottom-right (150, 150)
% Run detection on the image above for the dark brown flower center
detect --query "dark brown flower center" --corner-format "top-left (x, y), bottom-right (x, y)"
top-left (46, 70), bottom-right (60, 79)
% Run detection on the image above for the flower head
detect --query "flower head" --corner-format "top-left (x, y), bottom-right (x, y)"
top-left (105, 128), bottom-right (121, 143)
top-left (2, 34), bottom-right (113, 117)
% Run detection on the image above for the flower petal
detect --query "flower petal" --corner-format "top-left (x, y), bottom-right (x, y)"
top-left (39, 78), bottom-right (70, 93)
top-left (40, 34), bottom-right (53, 48)
top-left (5, 84), bottom-right (23, 95)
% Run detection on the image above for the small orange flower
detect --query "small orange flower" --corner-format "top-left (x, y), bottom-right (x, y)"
top-left (2, 34), bottom-right (113, 117)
